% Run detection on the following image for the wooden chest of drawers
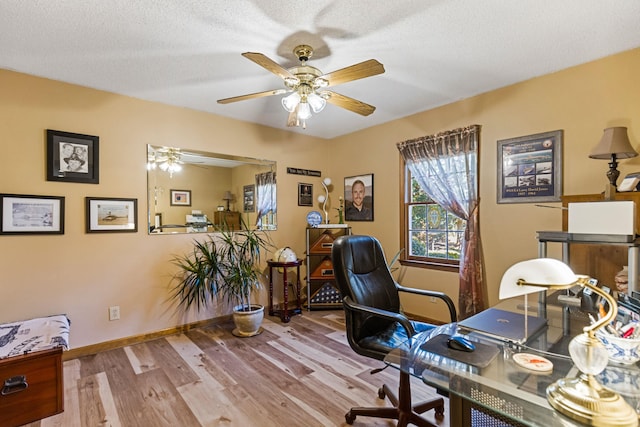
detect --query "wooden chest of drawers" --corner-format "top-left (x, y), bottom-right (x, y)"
top-left (0, 347), bottom-right (63, 427)
top-left (214, 211), bottom-right (241, 230)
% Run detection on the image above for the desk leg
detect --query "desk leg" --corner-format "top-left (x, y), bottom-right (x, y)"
top-left (448, 393), bottom-right (471, 427)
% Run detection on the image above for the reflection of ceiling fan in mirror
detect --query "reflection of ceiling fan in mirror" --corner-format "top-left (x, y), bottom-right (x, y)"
top-left (217, 45), bottom-right (385, 128)
top-left (148, 147), bottom-right (183, 177)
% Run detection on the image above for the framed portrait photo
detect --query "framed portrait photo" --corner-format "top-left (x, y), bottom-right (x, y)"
top-left (497, 130), bottom-right (563, 204)
top-left (86, 197), bottom-right (137, 233)
top-left (46, 129), bottom-right (99, 184)
top-left (243, 184), bottom-right (255, 212)
top-left (344, 174), bottom-right (374, 221)
top-left (170, 189), bottom-right (191, 206)
top-left (298, 183), bottom-right (313, 206)
top-left (0, 194), bottom-right (64, 235)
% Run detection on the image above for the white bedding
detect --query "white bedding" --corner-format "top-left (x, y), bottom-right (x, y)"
top-left (0, 314), bottom-right (70, 359)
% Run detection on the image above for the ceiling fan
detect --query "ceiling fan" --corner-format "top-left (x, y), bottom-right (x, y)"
top-left (217, 45), bottom-right (385, 128)
top-left (148, 146), bottom-right (183, 177)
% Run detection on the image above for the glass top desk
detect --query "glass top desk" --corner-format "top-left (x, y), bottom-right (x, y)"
top-left (385, 295), bottom-right (640, 427)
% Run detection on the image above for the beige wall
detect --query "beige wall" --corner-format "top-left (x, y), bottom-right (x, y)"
top-left (1, 47), bottom-right (638, 349)
top-left (0, 70), bottom-right (327, 347)
top-left (328, 47), bottom-right (640, 318)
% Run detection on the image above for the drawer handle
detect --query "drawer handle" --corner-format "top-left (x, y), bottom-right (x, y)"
top-left (2, 375), bottom-right (28, 395)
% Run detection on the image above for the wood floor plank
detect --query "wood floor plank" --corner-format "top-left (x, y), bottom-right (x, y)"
top-left (94, 347), bottom-right (168, 427)
top-left (123, 342), bottom-right (157, 374)
top-left (30, 310), bottom-right (451, 426)
top-left (135, 368), bottom-right (201, 426)
top-left (142, 338), bottom-right (200, 388)
top-left (77, 371), bottom-right (122, 427)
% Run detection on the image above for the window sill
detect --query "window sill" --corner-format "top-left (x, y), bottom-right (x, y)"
top-left (399, 259), bottom-right (459, 273)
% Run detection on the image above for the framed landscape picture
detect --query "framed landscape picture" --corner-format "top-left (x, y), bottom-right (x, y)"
top-left (85, 197), bottom-right (137, 233)
top-left (170, 189), bottom-right (191, 206)
top-left (0, 193), bottom-right (65, 235)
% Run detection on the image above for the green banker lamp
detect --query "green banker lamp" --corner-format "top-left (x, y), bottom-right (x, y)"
top-left (499, 258), bottom-right (637, 427)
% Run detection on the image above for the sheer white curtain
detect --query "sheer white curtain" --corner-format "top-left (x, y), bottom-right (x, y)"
top-left (397, 125), bottom-right (486, 319)
top-left (255, 171), bottom-right (276, 228)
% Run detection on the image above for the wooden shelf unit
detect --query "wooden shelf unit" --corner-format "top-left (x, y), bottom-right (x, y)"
top-left (305, 226), bottom-right (351, 310)
top-left (557, 192), bottom-right (640, 292)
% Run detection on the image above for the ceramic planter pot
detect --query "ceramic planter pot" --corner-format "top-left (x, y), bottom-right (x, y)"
top-left (232, 304), bottom-right (264, 337)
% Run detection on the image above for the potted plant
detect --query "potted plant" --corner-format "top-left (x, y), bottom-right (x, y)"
top-left (169, 217), bottom-right (274, 337)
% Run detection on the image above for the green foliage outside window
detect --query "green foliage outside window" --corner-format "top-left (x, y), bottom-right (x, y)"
top-left (407, 175), bottom-right (465, 262)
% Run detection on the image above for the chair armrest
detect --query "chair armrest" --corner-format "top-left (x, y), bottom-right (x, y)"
top-left (343, 296), bottom-right (416, 337)
top-left (396, 285), bottom-right (457, 322)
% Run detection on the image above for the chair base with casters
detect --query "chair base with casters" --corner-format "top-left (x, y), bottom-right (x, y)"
top-left (345, 369), bottom-right (444, 427)
top-left (331, 235), bottom-right (457, 427)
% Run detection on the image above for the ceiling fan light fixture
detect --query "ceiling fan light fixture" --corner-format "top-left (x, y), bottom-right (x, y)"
top-left (219, 45), bottom-right (385, 129)
top-left (297, 102), bottom-right (312, 120)
top-left (307, 92), bottom-right (326, 113)
top-left (282, 92), bottom-right (301, 112)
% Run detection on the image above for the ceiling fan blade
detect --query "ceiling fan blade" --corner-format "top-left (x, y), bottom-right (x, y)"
top-left (242, 52), bottom-right (297, 81)
top-left (324, 91), bottom-right (376, 116)
top-left (319, 59), bottom-right (385, 87)
top-left (217, 89), bottom-right (288, 104)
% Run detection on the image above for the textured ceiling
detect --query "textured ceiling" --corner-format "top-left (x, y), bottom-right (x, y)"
top-left (1, 1), bottom-right (639, 139)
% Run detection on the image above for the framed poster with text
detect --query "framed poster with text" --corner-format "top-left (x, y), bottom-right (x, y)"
top-left (497, 130), bottom-right (563, 204)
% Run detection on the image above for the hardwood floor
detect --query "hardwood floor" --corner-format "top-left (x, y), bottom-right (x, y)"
top-left (26, 310), bottom-right (449, 427)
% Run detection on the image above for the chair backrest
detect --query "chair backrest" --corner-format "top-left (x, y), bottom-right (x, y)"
top-left (332, 234), bottom-right (401, 346)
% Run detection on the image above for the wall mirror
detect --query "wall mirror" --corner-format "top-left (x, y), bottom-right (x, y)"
top-left (147, 145), bottom-right (277, 234)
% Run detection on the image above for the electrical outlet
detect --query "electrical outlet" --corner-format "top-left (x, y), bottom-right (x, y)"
top-left (109, 306), bottom-right (120, 321)
top-left (430, 297), bottom-right (437, 303)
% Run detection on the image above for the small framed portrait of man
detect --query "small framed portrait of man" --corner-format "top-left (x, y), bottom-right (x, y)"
top-left (344, 174), bottom-right (373, 221)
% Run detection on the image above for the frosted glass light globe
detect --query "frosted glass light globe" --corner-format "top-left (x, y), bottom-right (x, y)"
top-left (317, 195), bottom-right (326, 203)
top-left (323, 177), bottom-right (332, 186)
top-left (569, 333), bottom-right (609, 375)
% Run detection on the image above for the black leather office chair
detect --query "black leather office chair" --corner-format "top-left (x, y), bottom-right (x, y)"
top-left (332, 235), bottom-right (457, 427)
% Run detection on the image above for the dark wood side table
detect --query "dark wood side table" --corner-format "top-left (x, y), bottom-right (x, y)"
top-left (267, 259), bottom-right (303, 322)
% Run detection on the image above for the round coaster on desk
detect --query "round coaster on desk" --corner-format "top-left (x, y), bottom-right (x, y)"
top-left (513, 353), bottom-right (553, 372)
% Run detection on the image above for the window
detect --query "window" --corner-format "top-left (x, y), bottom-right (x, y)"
top-left (401, 164), bottom-right (466, 270)
top-left (255, 171), bottom-right (276, 230)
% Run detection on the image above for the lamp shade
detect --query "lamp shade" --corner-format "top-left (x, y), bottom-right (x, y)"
top-left (307, 92), bottom-right (326, 113)
top-left (499, 258), bottom-right (577, 299)
top-left (589, 127), bottom-right (637, 160)
top-left (222, 191), bottom-right (233, 201)
top-left (281, 92), bottom-right (300, 112)
top-left (297, 102), bottom-right (312, 120)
